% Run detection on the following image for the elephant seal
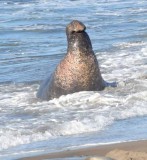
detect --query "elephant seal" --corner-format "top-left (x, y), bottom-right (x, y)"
top-left (37, 20), bottom-right (105, 100)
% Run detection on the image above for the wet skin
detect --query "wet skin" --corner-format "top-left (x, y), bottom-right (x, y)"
top-left (37, 20), bottom-right (105, 100)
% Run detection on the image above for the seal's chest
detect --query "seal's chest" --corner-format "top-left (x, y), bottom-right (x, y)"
top-left (71, 55), bottom-right (97, 73)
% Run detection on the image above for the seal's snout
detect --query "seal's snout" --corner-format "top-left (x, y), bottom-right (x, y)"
top-left (66, 20), bottom-right (86, 33)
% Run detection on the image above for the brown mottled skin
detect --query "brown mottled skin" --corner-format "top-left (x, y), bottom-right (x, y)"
top-left (37, 20), bottom-right (105, 100)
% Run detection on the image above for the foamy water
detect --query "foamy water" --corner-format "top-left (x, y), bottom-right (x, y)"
top-left (0, 0), bottom-right (147, 159)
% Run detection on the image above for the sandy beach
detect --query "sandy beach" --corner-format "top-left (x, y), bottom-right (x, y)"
top-left (19, 140), bottom-right (147, 160)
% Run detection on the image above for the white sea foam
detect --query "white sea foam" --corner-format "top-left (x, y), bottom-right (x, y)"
top-left (13, 24), bottom-right (56, 31)
top-left (0, 85), bottom-right (147, 151)
top-left (113, 41), bottom-right (146, 49)
top-left (141, 47), bottom-right (147, 56)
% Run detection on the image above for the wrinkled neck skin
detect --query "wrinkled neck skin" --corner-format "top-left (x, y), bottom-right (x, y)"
top-left (66, 31), bottom-right (93, 56)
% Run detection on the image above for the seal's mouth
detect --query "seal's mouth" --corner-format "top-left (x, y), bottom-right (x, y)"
top-left (66, 20), bottom-right (86, 34)
top-left (71, 30), bottom-right (84, 34)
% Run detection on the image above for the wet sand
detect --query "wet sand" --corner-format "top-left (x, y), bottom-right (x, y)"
top-left (19, 140), bottom-right (147, 160)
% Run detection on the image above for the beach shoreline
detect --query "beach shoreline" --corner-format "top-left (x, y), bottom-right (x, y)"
top-left (19, 140), bottom-right (147, 160)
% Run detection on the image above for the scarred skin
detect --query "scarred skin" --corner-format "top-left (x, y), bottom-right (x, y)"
top-left (37, 20), bottom-right (105, 100)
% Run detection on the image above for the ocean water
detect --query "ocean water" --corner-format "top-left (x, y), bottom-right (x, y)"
top-left (0, 0), bottom-right (147, 159)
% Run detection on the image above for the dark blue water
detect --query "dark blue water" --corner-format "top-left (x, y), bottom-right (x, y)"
top-left (0, 0), bottom-right (147, 159)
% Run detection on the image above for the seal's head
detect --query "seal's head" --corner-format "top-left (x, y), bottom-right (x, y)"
top-left (66, 20), bottom-right (86, 33)
top-left (66, 20), bottom-right (92, 54)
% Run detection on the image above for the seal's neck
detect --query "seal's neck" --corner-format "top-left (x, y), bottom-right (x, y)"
top-left (66, 31), bottom-right (93, 55)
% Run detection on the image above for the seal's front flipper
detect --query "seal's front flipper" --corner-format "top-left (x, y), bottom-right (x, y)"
top-left (104, 81), bottom-right (118, 88)
top-left (37, 74), bottom-right (53, 101)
